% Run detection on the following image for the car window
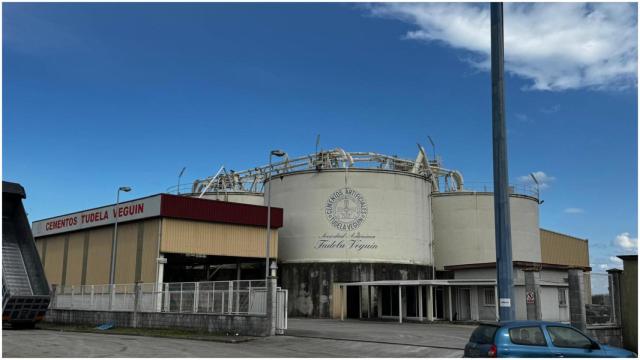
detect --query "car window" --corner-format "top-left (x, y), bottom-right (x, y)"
top-left (470, 325), bottom-right (498, 344)
top-left (509, 326), bottom-right (547, 346)
top-left (547, 326), bottom-right (592, 349)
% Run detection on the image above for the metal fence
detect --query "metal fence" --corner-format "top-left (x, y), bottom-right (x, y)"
top-left (51, 280), bottom-right (269, 315)
top-left (586, 272), bottom-right (616, 325)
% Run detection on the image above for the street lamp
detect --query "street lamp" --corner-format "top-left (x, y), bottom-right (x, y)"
top-left (177, 167), bottom-right (186, 195)
top-left (109, 186), bottom-right (132, 285)
top-left (266, 150), bottom-right (286, 280)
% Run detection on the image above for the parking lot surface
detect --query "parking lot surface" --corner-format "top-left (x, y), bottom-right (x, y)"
top-left (3, 319), bottom-right (473, 357)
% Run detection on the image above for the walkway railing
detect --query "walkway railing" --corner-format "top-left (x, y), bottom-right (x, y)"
top-left (50, 280), bottom-right (268, 315)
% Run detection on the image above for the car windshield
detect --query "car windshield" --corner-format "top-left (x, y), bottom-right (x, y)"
top-left (470, 325), bottom-right (498, 344)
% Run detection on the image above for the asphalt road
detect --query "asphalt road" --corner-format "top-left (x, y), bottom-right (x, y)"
top-left (3, 319), bottom-right (473, 357)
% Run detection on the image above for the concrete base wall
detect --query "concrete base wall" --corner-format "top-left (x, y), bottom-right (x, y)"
top-left (280, 262), bottom-right (433, 318)
top-left (44, 309), bottom-right (271, 337)
top-left (587, 326), bottom-right (624, 348)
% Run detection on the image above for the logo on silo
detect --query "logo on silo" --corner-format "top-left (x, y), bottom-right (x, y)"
top-left (325, 187), bottom-right (368, 231)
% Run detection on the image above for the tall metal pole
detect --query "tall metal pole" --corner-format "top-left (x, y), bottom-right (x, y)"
top-left (265, 154), bottom-right (273, 281)
top-left (109, 189), bottom-right (121, 285)
top-left (490, 2), bottom-right (515, 321)
top-left (177, 167), bottom-right (186, 195)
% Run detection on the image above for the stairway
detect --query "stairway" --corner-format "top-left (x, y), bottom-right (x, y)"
top-left (2, 238), bottom-right (33, 296)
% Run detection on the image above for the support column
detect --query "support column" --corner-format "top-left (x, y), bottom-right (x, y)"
top-left (568, 269), bottom-right (587, 331)
top-left (427, 286), bottom-right (434, 321)
top-left (368, 286), bottom-right (372, 318)
top-left (377, 287), bottom-right (382, 318)
top-left (398, 286), bottom-right (402, 324)
top-left (340, 286), bottom-right (345, 321)
top-left (418, 285), bottom-right (424, 321)
top-left (359, 286), bottom-right (362, 319)
top-left (524, 269), bottom-right (541, 320)
top-left (156, 256), bottom-right (166, 312)
top-left (607, 269), bottom-right (622, 326)
top-left (266, 275), bottom-right (277, 336)
top-left (448, 286), bottom-right (453, 322)
top-left (494, 286), bottom-right (499, 321)
top-left (236, 260), bottom-right (242, 280)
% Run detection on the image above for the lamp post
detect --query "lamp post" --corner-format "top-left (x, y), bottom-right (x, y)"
top-left (266, 150), bottom-right (286, 280)
top-left (109, 186), bottom-right (132, 285)
top-left (177, 167), bottom-right (186, 195)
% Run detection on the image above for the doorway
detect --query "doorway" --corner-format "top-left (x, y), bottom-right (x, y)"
top-left (433, 287), bottom-right (444, 319)
top-left (456, 288), bottom-right (471, 321)
top-left (346, 286), bottom-right (360, 318)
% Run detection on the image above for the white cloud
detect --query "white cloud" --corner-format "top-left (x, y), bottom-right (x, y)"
top-left (598, 264), bottom-right (609, 270)
top-left (614, 232), bottom-right (638, 251)
top-left (609, 256), bottom-right (623, 264)
top-left (564, 208), bottom-right (585, 214)
top-left (367, 3), bottom-right (637, 91)
top-left (518, 171), bottom-right (555, 190)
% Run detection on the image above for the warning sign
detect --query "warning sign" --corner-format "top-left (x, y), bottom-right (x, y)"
top-left (526, 291), bottom-right (536, 304)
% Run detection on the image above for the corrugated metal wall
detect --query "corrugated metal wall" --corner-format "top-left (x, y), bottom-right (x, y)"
top-left (160, 218), bottom-right (278, 258)
top-left (34, 219), bottom-right (160, 286)
top-left (540, 229), bottom-right (589, 267)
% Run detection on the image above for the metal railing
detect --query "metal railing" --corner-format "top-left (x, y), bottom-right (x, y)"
top-left (439, 181), bottom-right (539, 199)
top-left (50, 280), bottom-right (268, 315)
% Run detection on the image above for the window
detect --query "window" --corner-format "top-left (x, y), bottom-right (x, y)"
top-left (558, 288), bottom-right (567, 307)
top-left (547, 326), bottom-right (593, 349)
top-left (484, 288), bottom-right (495, 306)
top-left (470, 325), bottom-right (498, 344)
top-left (509, 327), bottom-right (547, 346)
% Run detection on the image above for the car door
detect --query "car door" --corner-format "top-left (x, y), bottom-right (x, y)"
top-left (501, 326), bottom-right (551, 357)
top-left (544, 325), bottom-right (608, 358)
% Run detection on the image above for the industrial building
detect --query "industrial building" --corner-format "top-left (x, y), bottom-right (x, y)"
top-left (33, 194), bottom-right (282, 288)
top-left (33, 147), bottom-right (591, 323)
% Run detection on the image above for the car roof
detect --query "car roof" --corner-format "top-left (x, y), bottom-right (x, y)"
top-left (478, 320), bottom-right (570, 328)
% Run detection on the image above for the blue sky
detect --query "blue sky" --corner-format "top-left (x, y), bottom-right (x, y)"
top-left (3, 3), bottom-right (637, 273)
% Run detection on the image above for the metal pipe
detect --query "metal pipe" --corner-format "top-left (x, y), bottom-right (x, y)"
top-left (491, 2), bottom-right (515, 321)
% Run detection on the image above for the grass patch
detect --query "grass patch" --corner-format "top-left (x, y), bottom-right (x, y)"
top-left (37, 323), bottom-right (256, 343)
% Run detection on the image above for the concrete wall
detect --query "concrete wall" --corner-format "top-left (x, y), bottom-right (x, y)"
top-left (620, 257), bottom-right (637, 352)
top-left (587, 325), bottom-right (624, 348)
top-left (268, 169), bottom-right (432, 265)
top-left (432, 193), bottom-right (541, 269)
top-left (44, 309), bottom-right (272, 337)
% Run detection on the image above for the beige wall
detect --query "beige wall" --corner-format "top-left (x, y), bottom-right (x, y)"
top-left (161, 218), bottom-right (277, 258)
top-left (433, 193), bottom-right (541, 269)
top-left (39, 234), bottom-right (65, 286)
top-left (540, 229), bottom-right (589, 267)
top-left (35, 218), bottom-right (160, 286)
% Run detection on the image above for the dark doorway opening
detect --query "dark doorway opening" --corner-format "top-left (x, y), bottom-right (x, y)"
top-left (434, 287), bottom-right (445, 319)
top-left (346, 286), bottom-right (360, 318)
top-left (381, 286), bottom-right (399, 317)
top-left (406, 286), bottom-right (417, 318)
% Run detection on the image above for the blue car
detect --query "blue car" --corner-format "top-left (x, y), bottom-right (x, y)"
top-left (464, 320), bottom-right (637, 358)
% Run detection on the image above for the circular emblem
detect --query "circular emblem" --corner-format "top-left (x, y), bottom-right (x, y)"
top-left (325, 187), bottom-right (368, 231)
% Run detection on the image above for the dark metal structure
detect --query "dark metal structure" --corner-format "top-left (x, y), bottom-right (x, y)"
top-left (490, 2), bottom-right (515, 321)
top-left (2, 181), bottom-right (51, 327)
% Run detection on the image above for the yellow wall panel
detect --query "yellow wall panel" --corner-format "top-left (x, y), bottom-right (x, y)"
top-left (540, 229), bottom-right (589, 267)
top-left (140, 219), bottom-right (160, 283)
top-left (161, 219), bottom-right (278, 258)
top-left (114, 222), bottom-right (138, 284)
top-left (43, 235), bottom-right (65, 286)
top-left (85, 227), bottom-right (113, 285)
top-left (64, 232), bottom-right (85, 286)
